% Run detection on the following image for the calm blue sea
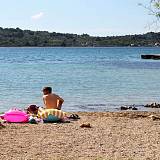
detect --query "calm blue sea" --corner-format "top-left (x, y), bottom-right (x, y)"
top-left (0, 47), bottom-right (160, 112)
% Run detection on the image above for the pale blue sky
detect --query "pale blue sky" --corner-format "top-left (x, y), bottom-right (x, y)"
top-left (0, 0), bottom-right (157, 36)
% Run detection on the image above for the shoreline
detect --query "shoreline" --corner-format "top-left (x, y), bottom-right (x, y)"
top-left (1, 111), bottom-right (160, 160)
top-left (1, 103), bottom-right (160, 113)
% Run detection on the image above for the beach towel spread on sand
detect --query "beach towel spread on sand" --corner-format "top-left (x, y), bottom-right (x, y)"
top-left (37, 108), bottom-right (66, 119)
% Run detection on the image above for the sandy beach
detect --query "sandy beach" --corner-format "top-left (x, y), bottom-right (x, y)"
top-left (1, 111), bottom-right (160, 160)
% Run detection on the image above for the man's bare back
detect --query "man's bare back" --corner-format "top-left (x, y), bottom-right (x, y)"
top-left (42, 87), bottom-right (64, 110)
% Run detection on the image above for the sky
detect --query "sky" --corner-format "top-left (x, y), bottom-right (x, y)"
top-left (0, 0), bottom-right (158, 36)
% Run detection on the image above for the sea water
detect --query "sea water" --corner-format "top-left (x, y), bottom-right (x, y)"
top-left (0, 47), bottom-right (160, 112)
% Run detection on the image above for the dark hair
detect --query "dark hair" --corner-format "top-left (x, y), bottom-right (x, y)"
top-left (43, 87), bottom-right (52, 93)
top-left (27, 105), bottom-right (39, 114)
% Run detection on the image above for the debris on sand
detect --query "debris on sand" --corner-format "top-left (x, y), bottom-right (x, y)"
top-left (0, 122), bottom-right (5, 129)
top-left (148, 115), bottom-right (160, 121)
top-left (80, 123), bottom-right (91, 128)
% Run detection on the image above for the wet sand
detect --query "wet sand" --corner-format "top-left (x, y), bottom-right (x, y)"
top-left (1, 111), bottom-right (160, 160)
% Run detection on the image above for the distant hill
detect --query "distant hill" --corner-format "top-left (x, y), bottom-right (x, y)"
top-left (0, 27), bottom-right (159, 47)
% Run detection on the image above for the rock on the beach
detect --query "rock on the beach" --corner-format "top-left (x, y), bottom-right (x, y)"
top-left (80, 123), bottom-right (91, 128)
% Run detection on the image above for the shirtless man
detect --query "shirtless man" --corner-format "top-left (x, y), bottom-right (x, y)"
top-left (42, 87), bottom-right (64, 110)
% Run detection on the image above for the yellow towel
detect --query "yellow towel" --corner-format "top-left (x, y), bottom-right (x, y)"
top-left (37, 108), bottom-right (66, 119)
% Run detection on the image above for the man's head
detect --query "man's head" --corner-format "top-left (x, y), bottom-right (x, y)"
top-left (42, 87), bottom-right (52, 95)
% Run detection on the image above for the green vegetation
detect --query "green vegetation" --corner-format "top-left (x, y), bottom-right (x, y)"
top-left (0, 27), bottom-right (159, 47)
top-left (139, 0), bottom-right (160, 28)
top-left (140, 0), bottom-right (160, 19)
top-left (151, 0), bottom-right (160, 18)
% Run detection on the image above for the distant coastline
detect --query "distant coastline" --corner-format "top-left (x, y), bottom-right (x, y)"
top-left (0, 27), bottom-right (159, 47)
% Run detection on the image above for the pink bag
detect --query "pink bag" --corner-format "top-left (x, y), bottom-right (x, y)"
top-left (4, 108), bottom-right (29, 123)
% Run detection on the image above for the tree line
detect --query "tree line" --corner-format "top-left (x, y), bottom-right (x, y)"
top-left (0, 27), bottom-right (159, 47)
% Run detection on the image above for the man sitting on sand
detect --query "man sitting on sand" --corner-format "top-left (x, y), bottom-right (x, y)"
top-left (42, 86), bottom-right (64, 110)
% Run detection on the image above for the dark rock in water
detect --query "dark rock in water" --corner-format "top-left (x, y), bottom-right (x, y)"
top-left (132, 107), bottom-right (138, 110)
top-left (120, 105), bottom-right (138, 111)
top-left (144, 103), bottom-right (160, 108)
top-left (120, 106), bottom-right (129, 110)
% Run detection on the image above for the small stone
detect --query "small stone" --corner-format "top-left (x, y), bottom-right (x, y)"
top-left (80, 123), bottom-right (91, 128)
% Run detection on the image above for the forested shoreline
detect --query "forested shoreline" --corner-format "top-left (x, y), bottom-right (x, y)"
top-left (0, 27), bottom-right (159, 47)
